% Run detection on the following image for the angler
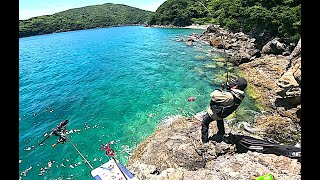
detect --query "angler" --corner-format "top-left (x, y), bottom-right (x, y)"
top-left (51, 120), bottom-right (68, 147)
top-left (35, 119), bottom-right (69, 148)
top-left (201, 77), bottom-right (247, 143)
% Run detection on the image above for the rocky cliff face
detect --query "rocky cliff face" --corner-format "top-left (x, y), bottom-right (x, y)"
top-left (126, 115), bottom-right (301, 180)
top-left (198, 24), bottom-right (301, 145)
top-left (238, 39), bottom-right (301, 145)
top-left (126, 25), bottom-right (301, 180)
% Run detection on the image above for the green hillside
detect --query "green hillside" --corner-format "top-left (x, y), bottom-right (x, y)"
top-left (148, 0), bottom-right (301, 44)
top-left (19, 3), bottom-right (153, 38)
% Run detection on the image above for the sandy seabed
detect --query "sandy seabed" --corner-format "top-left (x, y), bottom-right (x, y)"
top-left (181, 24), bottom-right (208, 30)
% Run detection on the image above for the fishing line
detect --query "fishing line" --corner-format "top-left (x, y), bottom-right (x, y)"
top-left (65, 134), bottom-right (94, 169)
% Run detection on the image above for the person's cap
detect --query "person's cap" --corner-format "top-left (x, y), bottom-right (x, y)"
top-left (229, 77), bottom-right (247, 90)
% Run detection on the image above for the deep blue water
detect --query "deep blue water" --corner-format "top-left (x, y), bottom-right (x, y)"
top-left (19, 26), bottom-right (257, 179)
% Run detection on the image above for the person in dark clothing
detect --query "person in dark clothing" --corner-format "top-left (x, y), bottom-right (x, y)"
top-left (201, 77), bottom-right (247, 143)
top-left (51, 120), bottom-right (68, 147)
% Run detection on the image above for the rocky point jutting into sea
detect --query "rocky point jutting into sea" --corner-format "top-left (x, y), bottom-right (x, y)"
top-left (125, 24), bottom-right (301, 180)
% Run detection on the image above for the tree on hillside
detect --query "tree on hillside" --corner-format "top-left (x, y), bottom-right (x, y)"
top-left (19, 3), bottom-right (153, 38)
top-left (148, 0), bottom-right (300, 43)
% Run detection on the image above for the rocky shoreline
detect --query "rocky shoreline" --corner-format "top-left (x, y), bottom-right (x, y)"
top-left (126, 24), bottom-right (301, 179)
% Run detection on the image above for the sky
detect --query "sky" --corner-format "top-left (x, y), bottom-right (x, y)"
top-left (19, 0), bottom-right (167, 20)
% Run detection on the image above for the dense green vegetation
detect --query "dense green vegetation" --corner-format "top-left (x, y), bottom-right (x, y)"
top-left (19, 3), bottom-right (153, 38)
top-left (20, 0), bottom-right (300, 45)
top-left (148, 0), bottom-right (301, 44)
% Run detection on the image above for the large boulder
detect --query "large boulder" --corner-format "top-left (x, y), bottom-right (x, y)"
top-left (274, 39), bottom-right (301, 123)
top-left (261, 38), bottom-right (287, 55)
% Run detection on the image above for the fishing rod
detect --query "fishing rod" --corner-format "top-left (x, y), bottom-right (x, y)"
top-left (194, 0), bottom-right (230, 89)
top-left (222, 34), bottom-right (229, 90)
top-left (195, 0), bottom-right (213, 16)
top-left (213, 29), bottom-right (230, 90)
top-left (36, 134), bottom-right (52, 148)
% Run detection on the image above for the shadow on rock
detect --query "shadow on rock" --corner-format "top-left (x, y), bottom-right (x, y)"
top-left (218, 133), bottom-right (301, 162)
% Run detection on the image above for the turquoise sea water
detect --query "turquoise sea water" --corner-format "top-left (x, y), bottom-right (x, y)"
top-left (19, 26), bottom-right (258, 179)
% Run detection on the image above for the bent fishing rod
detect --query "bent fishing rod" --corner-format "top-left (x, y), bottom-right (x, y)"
top-left (195, 0), bottom-right (213, 16)
top-left (222, 34), bottom-right (229, 89)
top-left (195, 0), bottom-right (230, 89)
